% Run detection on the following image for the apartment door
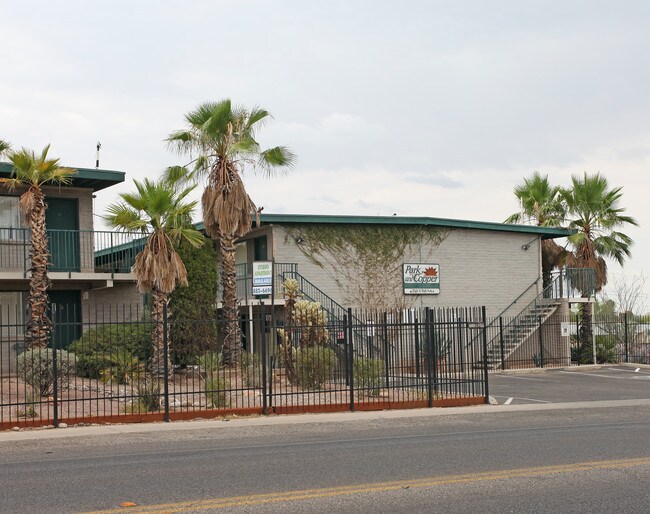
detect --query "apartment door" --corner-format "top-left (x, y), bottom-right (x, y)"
top-left (49, 290), bottom-right (82, 349)
top-left (46, 198), bottom-right (80, 272)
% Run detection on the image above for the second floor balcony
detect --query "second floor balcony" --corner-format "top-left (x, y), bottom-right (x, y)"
top-left (0, 227), bottom-right (144, 277)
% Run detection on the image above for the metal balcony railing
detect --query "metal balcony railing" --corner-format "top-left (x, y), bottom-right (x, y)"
top-left (0, 227), bottom-right (145, 274)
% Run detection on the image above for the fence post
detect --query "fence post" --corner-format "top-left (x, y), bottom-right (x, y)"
top-left (499, 316), bottom-right (505, 370)
top-left (482, 306), bottom-right (490, 404)
top-left (538, 315), bottom-right (545, 368)
top-left (162, 303), bottom-right (170, 422)
top-left (52, 328), bottom-right (59, 428)
top-left (261, 301), bottom-right (268, 415)
top-left (624, 312), bottom-right (629, 363)
top-left (382, 312), bottom-right (390, 390)
top-left (346, 309), bottom-right (354, 412)
top-left (425, 308), bottom-right (433, 408)
top-left (414, 316), bottom-right (421, 379)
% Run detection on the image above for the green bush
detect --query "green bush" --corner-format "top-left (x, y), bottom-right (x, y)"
top-left (169, 237), bottom-right (219, 367)
top-left (239, 352), bottom-right (262, 388)
top-left (205, 376), bottom-right (230, 408)
top-left (196, 351), bottom-right (223, 377)
top-left (99, 351), bottom-right (144, 384)
top-left (68, 323), bottom-right (152, 378)
top-left (126, 380), bottom-right (161, 413)
top-left (596, 337), bottom-right (620, 364)
top-left (353, 357), bottom-right (386, 396)
top-left (17, 348), bottom-right (77, 396)
top-left (240, 351), bottom-right (260, 371)
top-left (293, 346), bottom-right (338, 389)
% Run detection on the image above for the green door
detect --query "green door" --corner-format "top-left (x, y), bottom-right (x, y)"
top-left (49, 290), bottom-right (82, 349)
top-left (46, 198), bottom-right (80, 272)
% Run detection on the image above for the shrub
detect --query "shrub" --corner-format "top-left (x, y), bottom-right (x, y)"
top-left (240, 351), bottom-right (260, 372)
top-left (169, 237), bottom-right (219, 367)
top-left (596, 337), bottom-right (620, 364)
top-left (196, 351), bottom-right (223, 377)
top-left (205, 376), bottom-right (230, 408)
top-left (239, 352), bottom-right (262, 388)
top-left (16, 348), bottom-right (77, 396)
top-left (293, 346), bottom-right (338, 389)
top-left (353, 357), bottom-right (386, 396)
top-left (99, 351), bottom-right (145, 385)
top-left (68, 323), bottom-right (152, 378)
top-left (125, 380), bottom-right (162, 414)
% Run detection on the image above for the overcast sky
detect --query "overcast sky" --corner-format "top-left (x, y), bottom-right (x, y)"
top-left (2, 1), bottom-right (649, 303)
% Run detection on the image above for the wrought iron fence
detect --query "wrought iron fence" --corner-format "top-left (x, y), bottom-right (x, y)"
top-left (485, 312), bottom-right (650, 370)
top-left (0, 304), bottom-right (489, 429)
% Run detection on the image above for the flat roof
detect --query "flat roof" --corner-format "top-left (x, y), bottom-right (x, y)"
top-left (196, 213), bottom-right (573, 240)
top-left (0, 161), bottom-right (125, 192)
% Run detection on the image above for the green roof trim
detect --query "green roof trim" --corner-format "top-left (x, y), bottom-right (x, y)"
top-left (195, 213), bottom-right (574, 240)
top-left (0, 161), bottom-right (125, 192)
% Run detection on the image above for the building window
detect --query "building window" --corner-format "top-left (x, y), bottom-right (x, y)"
top-left (0, 196), bottom-right (26, 240)
top-left (0, 291), bottom-right (26, 336)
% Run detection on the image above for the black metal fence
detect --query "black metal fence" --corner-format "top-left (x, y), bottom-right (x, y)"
top-left (0, 305), bottom-right (489, 428)
top-left (485, 312), bottom-right (650, 370)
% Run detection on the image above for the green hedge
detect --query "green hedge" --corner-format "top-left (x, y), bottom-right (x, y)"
top-left (68, 323), bottom-right (152, 379)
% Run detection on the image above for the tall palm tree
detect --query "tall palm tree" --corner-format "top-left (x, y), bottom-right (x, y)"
top-left (167, 99), bottom-right (295, 365)
top-left (0, 139), bottom-right (10, 156)
top-left (105, 176), bottom-right (204, 376)
top-left (505, 171), bottom-right (567, 288)
top-left (0, 145), bottom-right (75, 349)
top-left (561, 173), bottom-right (637, 361)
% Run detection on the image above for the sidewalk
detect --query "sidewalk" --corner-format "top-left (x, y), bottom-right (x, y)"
top-left (3, 398), bottom-right (650, 442)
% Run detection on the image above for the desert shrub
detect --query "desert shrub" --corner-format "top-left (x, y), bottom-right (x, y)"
top-left (68, 323), bottom-right (152, 378)
top-left (196, 351), bottom-right (223, 377)
top-left (353, 357), bottom-right (386, 396)
top-left (205, 376), bottom-right (230, 408)
top-left (17, 348), bottom-right (77, 396)
top-left (126, 380), bottom-right (161, 413)
top-left (240, 351), bottom-right (260, 371)
top-left (293, 346), bottom-right (338, 389)
top-left (99, 351), bottom-right (145, 384)
top-left (239, 352), bottom-right (262, 388)
top-left (596, 336), bottom-right (620, 364)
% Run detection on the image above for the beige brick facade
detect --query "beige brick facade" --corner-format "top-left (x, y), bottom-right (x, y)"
top-left (268, 224), bottom-right (543, 318)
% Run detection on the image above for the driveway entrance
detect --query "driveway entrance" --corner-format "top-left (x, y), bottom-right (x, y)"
top-left (489, 365), bottom-right (650, 405)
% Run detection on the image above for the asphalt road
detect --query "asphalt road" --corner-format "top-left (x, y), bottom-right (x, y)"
top-left (1, 401), bottom-right (650, 513)
top-left (489, 365), bottom-right (650, 404)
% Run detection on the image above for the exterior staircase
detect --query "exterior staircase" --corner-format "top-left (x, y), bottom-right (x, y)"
top-left (482, 268), bottom-right (596, 370)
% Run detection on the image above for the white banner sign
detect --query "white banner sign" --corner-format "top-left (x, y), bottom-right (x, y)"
top-left (252, 261), bottom-right (273, 296)
top-left (403, 263), bottom-right (440, 295)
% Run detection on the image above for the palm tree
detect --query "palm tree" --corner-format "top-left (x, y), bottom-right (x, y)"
top-left (167, 99), bottom-right (295, 365)
top-left (505, 171), bottom-right (567, 288)
top-left (0, 145), bottom-right (75, 349)
top-left (561, 173), bottom-right (638, 361)
top-left (105, 176), bottom-right (204, 376)
top-left (0, 139), bottom-right (10, 156)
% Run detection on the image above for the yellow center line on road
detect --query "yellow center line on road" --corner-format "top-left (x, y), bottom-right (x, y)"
top-left (85, 456), bottom-right (650, 513)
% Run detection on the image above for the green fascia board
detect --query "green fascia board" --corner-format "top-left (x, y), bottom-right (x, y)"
top-left (194, 213), bottom-right (573, 240)
top-left (0, 161), bottom-right (124, 192)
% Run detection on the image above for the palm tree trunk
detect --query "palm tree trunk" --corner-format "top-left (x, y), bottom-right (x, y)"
top-left (220, 233), bottom-right (241, 366)
top-left (150, 289), bottom-right (170, 378)
top-left (25, 190), bottom-right (51, 350)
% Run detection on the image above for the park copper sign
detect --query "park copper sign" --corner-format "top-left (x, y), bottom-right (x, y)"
top-left (403, 263), bottom-right (440, 295)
